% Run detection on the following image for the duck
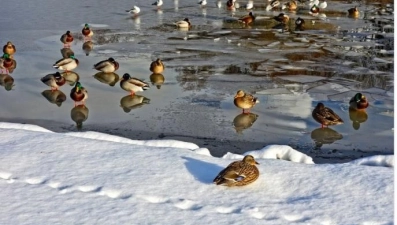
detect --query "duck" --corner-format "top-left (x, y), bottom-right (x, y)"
top-left (152, 0), bottom-right (163, 8)
top-left (238, 12), bottom-right (256, 25)
top-left (82, 41), bottom-right (94, 56)
top-left (234, 90), bottom-right (259, 114)
top-left (244, 0), bottom-right (254, 10)
top-left (295, 17), bottom-right (305, 30)
top-left (175, 18), bottom-right (192, 29)
top-left (120, 73), bottom-right (150, 96)
top-left (266, 0), bottom-right (280, 11)
top-left (60, 31), bottom-right (74, 48)
top-left (226, 0), bottom-right (236, 10)
top-left (318, 0), bottom-right (327, 9)
top-left (81, 24), bottom-right (94, 42)
top-left (1, 54), bottom-right (16, 74)
top-left (120, 95), bottom-right (151, 113)
top-left (282, 0), bottom-right (297, 11)
top-left (71, 105), bottom-right (89, 130)
top-left (310, 4), bottom-right (320, 13)
top-left (126, 5), bottom-right (140, 16)
top-left (150, 58), bottom-right (165, 74)
top-left (312, 102), bottom-right (344, 128)
top-left (70, 82), bottom-right (88, 106)
top-left (349, 93), bottom-right (369, 110)
top-left (198, 0), bottom-right (207, 7)
top-left (150, 73), bottom-right (165, 89)
top-left (41, 90), bottom-right (67, 107)
top-left (274, 13), bottom-right (290, 24)
top-left (213, 155), bottom-right (260, 187)
top-left (41, 72), bottom-right (66, 91)
top-left (53, 55), bottom-right (79, 73)
top-left (0, 73), bottom-right (14, 91)
top-left (3, 41), bottom-right (16, 56)
top-left (93, 57), bottom-right (119, 73)
top-left (348, 6), bottom-right (359, 18)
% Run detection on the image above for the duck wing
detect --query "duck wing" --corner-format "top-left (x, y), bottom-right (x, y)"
top-left (93, 60), bottom-right (111, 70)
top-left (53, 58), bottom-right (74, 67)
top-left (128, 77), bottom-right (150, 88)
top-left (317, 107), bottom-right (342, 122)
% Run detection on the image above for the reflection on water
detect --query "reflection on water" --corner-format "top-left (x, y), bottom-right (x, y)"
top-left (120, 95), bottom-right (150, 113)
top-left (70, 105), bottom-right (89, 130)
top-left (0, 74), bottom-right (14, 91)
top-left (60, 48), bottom-right (74, 59)
top-left (82, 41), bottom-right (94, 56)
top-left (93, 72), bottom-right (120, 87)
top-left (61, 71), bottom-right (80, 86)
top-left (149, 73), bottom-right (165, 89)
top-left (233, 113), bottom-right (258, 134)
top-left (311, 127), bottom-right (343, 148)
top-left (349, 108), bottom-right (368, 130)
top-left (41, 90), bottom-right (67, 107)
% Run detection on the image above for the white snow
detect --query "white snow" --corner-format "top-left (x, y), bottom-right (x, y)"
top-left (0, 122), bottom-right (393, 224)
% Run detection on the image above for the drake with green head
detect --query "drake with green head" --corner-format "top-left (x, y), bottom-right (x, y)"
top-left (312, 102), bottom-right (344, 128)
top-left (1, 54), bottom-right (16, 74)
top-left (81, 24), bottom-right (94, 42)
top-left (349, 93), bottom-right (369, 110)
top-left (70, 82), bottom-right (88, 106)
top-left (3, 41), bottom-right (16, 56)
top-left (53, 55), bottom-right (79, 73)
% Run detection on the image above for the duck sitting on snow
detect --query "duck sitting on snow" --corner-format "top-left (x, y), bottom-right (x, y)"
top-left (312, 102), bottom-right (344, 128)
top-left (213, 155), bottom-right (260, 187)
top-left (349, 93), bottom-right (369, 110)
top-left (120, 73), bottom-right (150, 96)
top-left (234, 90), bottom-right (259, 114)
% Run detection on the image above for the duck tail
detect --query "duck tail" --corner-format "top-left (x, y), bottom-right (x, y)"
top-left (143, 83), bottom-right (150, 90)
top-left (254, 98), bottom-right (260, 103)
top-left (53, 64), bottom-right (59, 69)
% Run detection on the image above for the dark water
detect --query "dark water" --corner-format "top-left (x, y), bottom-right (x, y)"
top-left (0, 0), bottom-right (393, 163)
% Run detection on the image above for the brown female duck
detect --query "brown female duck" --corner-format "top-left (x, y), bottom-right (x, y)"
top-left (234, 90), bottom-right (259, 114)
top-left (312, 102), bottom-right (344, 128)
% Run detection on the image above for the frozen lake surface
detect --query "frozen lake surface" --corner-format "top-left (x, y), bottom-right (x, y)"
top-left (0, 0), bottom-right (393, 163)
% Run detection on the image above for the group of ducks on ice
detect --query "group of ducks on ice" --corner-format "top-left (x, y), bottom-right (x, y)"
top-left (0, 0), bottom-right (367, 186)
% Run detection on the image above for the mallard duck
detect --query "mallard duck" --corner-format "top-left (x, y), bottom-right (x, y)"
top-left (3, 41), bottom-right (16, 56)
top-left (310, 4), bottom-right (320, 13)
top-left (274, 13), bottom-right (290, 24)
top-left (150, 58), bottom-right (165, 74)
top-left (282, 0), bottom-right (297, 11)
top-left (41, 72), bottom-right (66, 91)
top-left (198, 0), bottom-right (207, 6)
top-left (60, 31), bottom-right (74, 48)
top-left (60, 47), bottom-right (75, 59)
top-left (243, 0), bottom-right (253, 10)
top-left (266, 0), bottom-right (280, 11)
top-left (318, 0), bottom-right (327, 9)
top-left (348, 6), bottom-right (359, 18)
top-left (120, 95), bottom-right (150, 113)
top-left (349, 107), bottom-right (368, 130)
top-left (71, 105), bottom-right (89, 130)
top-left (61, 71), bottom-right (80, 86)
top-left (234, 90), bottom-right (259, 114)
top-left (93, 72), bottom-right (119, 86)
top-left (238, 12), bottom-right (256, 25)
top-left (349, 93), bottom-right (369, 110)
top-left (226, 0), bottom-right (236, 10)
top-left (295, 17), bottom-right (305, 30)
top-left (213, 155), bottom-right (260, 187)
top-left (0, 73), bottom-right (14, 91)
top-left (126, 5), bottom-right (140, 15)
top-left (82, 41), bottom-right (94, 56)
top-left (70, 82), bottom-right (88, 106)
top-left (233, 113), bottom-right (258, 134)
top-left (175, 18), bottom-right (191, 29)
top-left (312, 102), bottom-right (344, 128)
top-left (152, 0), bottom-right (163, 8)
top-left (81, 24), bottom-right (94, 42)
top-left (53, 55), bottom-right (79, 73)
top-left (120, 73), bottom-right (150, 96)
top-left (93, 57), bottom-right (119, 73)
top-left (41, 90), bottom-right (67, 107)
top-left (150, 73), bottom-right (165, 89)
top-left (1, 54), bottom-right (16, 74)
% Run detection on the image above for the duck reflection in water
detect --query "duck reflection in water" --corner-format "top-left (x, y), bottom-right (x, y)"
top-left (0, 73), bottom-right (15, 91)
top-left (349, 107), bottom-right (368, 130)
top-left (94, 72), bottom-right (120, 86)
top-left (41, 89), bottom-right (67, 107)
top-left (60, 47), bottom-right (75, 59)
top-left (233, 113), bottom-right (258, 134)
top-left (120, 94), bottom-right (150, 113)
top-left (61, 71), bottom-right (80, 86)
top-left (71, 105), bottom-right (89, 130)
top-left (150, 73), bottom-right (165, 89)
top-left (82, 41), bottom-right (94, 56)
top-left (311, 127), bottom-right (343, 148)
